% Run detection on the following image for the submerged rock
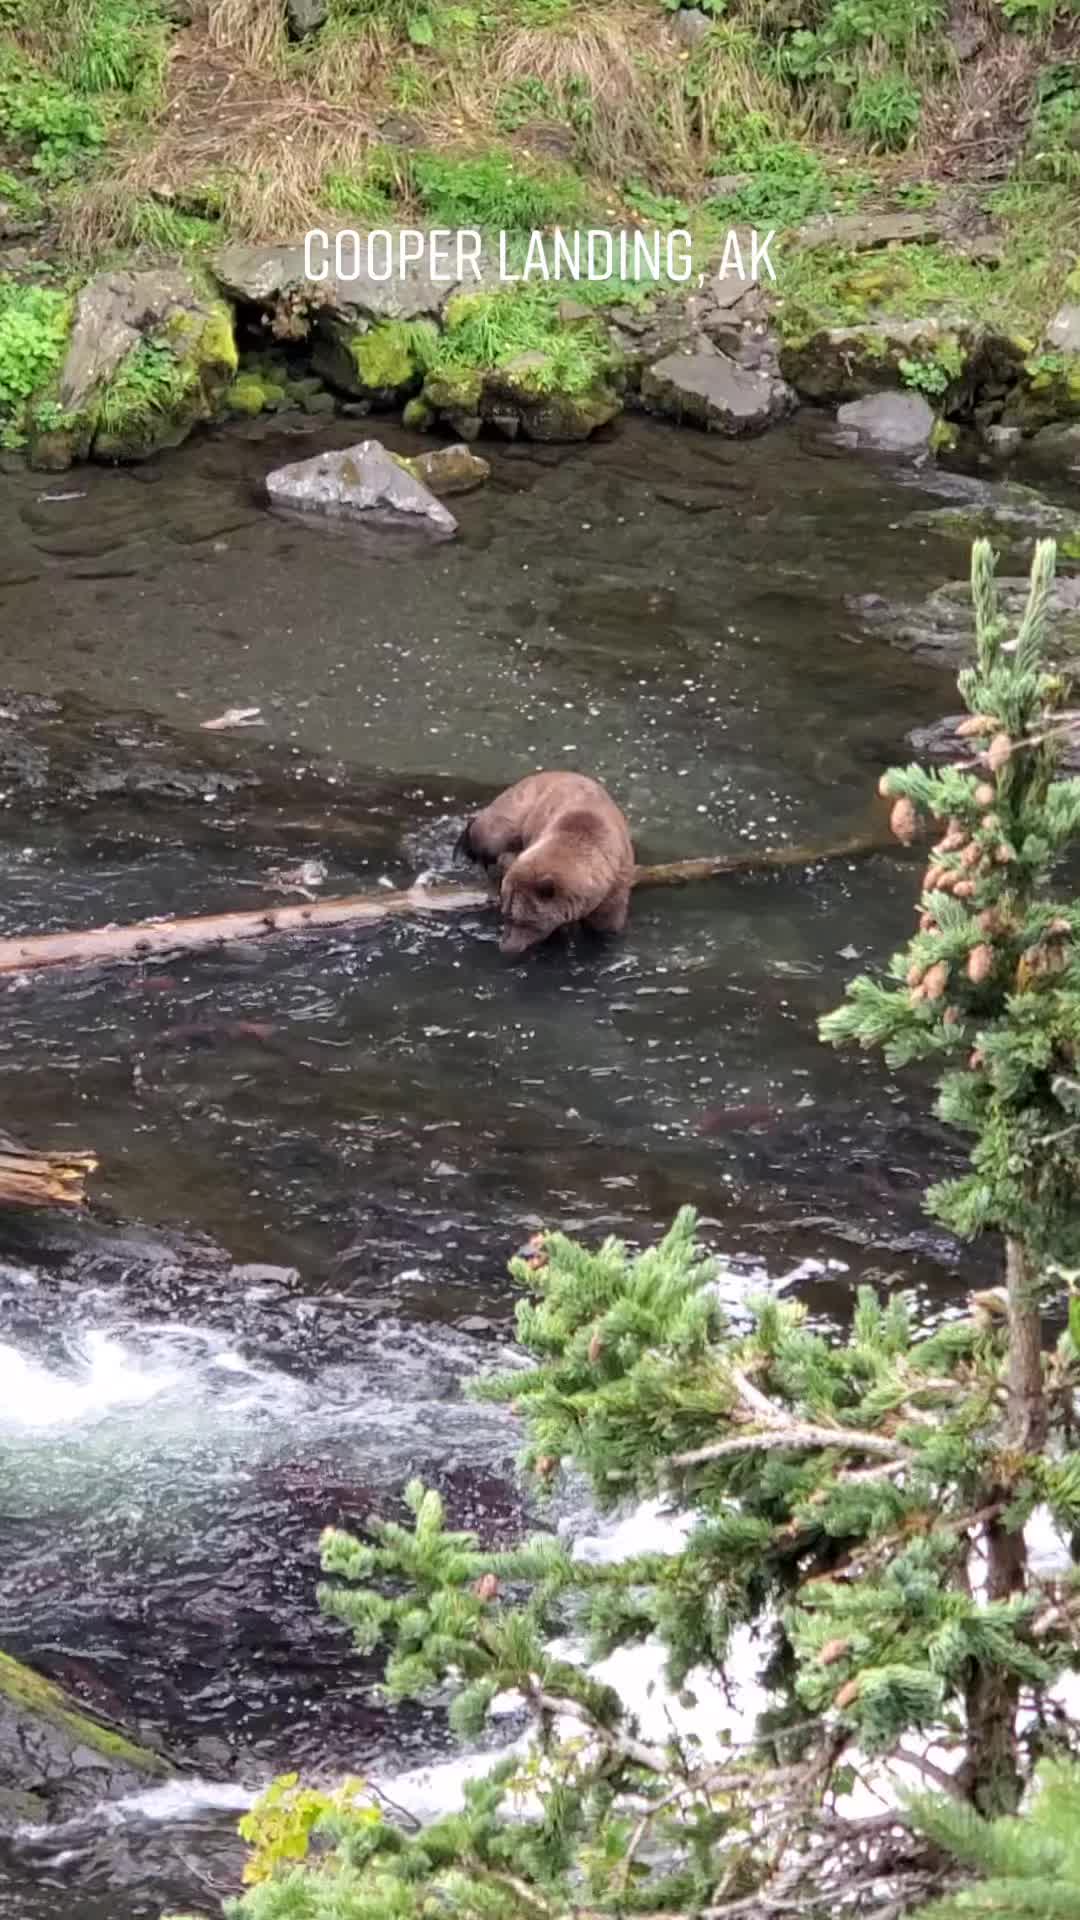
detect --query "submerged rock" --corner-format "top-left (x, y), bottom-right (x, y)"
top-left (641, 349), bottom-right (791, 434)
top-left (906, 481), bottom-right (1080, 546)
top-left (851, 574), bottom-right (1080, 666)
top-left (835, 390), bottom-right (936, 452)
top-left (45, 268), bottom-right (238, 467)
top-left (399, 444), bottom-right (490, 495)
top-left (264, 439), bottom-right (458, 533)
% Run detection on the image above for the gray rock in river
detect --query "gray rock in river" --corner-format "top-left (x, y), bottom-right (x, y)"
top-left (399, 444), bottom-right (490, 496)
top-left (640, 349), bottom-right (792, 435)
top-left (835, 390), bottom-right (936, 452)
top-left (264, 440), bottom-right (458, 533)
top-left (850, 574), bottom-right (1080, 667)
top-left (905, 480), bottom-right (1080, 545)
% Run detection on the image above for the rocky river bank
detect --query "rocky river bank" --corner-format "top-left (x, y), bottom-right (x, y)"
top-left (5, 210), bottom-right (1079, 478)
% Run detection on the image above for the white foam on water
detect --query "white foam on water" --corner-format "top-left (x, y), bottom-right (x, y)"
top-left (110, 1778), bottom-right (256, 1822)
top-left (0, 1331), bottom-right (186, 1429)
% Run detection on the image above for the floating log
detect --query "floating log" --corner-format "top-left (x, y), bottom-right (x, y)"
top-left (0, 833), bottom-right (890, 981)
top-left (0, 1145), bottom-right (97, 1209)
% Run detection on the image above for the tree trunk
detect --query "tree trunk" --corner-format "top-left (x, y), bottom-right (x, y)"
top-left (960, 1237), bottom-right (1046, 1816)
top-left (0, 835), bottom-right (891, 981)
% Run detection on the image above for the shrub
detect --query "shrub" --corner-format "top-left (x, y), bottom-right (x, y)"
top-left (846, 70), bottom-right (922, 148)
top-left (0, 279), bottom-right (72, 432)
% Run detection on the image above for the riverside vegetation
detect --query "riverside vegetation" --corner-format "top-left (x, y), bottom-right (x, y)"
top-left (0, 0), bottom-right (1078, 460)
top-left (150, 541), bottom-right (1080, 1919)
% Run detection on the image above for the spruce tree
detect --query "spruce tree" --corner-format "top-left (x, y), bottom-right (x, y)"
top-left (821, 535), bottom-right (1080, 1815)
top-left (213, 540), bottom-right (1080, 1920)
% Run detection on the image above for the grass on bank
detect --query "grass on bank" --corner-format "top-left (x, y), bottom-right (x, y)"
top-left (0, 0), bottom-right (1071, 260)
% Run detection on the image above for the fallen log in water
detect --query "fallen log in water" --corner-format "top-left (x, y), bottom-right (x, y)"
top-left (0, 1144), bottom-right (97, 1208)
top-left (0, 833), bottom-right (890, 980)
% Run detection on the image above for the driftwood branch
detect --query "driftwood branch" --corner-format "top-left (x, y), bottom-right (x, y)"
top-left (0, 1145), bottom-right (97, 1209)
top-left (0, 834), bottom-right (889, 981)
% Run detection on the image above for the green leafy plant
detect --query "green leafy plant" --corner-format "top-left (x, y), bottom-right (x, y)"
top-left (847, 70), bottom-right (921, 148)
top-left (0, 56), bottom-right (105, 178)
top-left (707, 134), bottom-right (830, 225)
top-left (96, 337), bottom-right (194, 437)
top-left (0, 280), bottom-right (72, 430)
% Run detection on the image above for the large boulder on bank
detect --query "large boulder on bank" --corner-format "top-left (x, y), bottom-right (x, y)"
top-left (835, 390), bottom-right (936, 452)
top-left (264, 440), bottom-right (458, 533)
top-left (641, 348), bottom-right (791, 434)
top-left (420, 352), bottom-right (621, 444)
top-left (37, 267), bottom-right (238, 469)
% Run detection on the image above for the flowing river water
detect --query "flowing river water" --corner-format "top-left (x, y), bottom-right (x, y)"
top-left (0, 408), bottom-right (1076, 1917)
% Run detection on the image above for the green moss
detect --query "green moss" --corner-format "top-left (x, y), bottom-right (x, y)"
top-left (0, 1651), bottom-right (170, 1776)
top-left (351, 318), bottom-right (436, 392)
top-left (402, 394), bottom-right (435, 430)
top-left (227, 372), bottom-right (269, 415)
top-left (422, 363), bottom-right (483, 413)
top-left (197, 300), bottom-right (238, 377)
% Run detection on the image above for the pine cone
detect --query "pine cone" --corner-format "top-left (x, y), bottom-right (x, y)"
top-left (535, 1454), bottom-right (558, 1479)
top-left (588, 1330), bottom-right (604, 1364)
top-left (923, 961), bottom-right (950, 1000)
top-left (956, 715), bottom-right (999, 738)
top-left (819, 1638), bottom-right (852, 1667)
top-left (890, 796), bottom-right (918, 844)
top-left (473, 1573), bottom-right (500, 1603)
top-left (952, 879), bottom-right (975, 899)
top-left (967, 945), bottom-right (993, 984)
top-left (986, 732), bottom-right (1012, 773)
top-left (906, 961), bottom-right (925, 988)
top-left (961, 841), bottom-right (982, 870)
top-left (974, 782), bottom-right (996, 807)
top-left (833, 1679), bottom-right (861, 1711)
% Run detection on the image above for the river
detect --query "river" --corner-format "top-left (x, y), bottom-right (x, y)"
top-left (0, 408), bottom-right (1074, 1917)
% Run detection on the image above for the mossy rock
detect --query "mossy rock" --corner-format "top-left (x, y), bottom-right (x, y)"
top-left (403, 394), bottom-right (435, 431)
top-left (1003, 349), bottom-right (1080, 432)
top-left (422, 364), bottom-right (483, 415)
top-left (481, 357), bottom-right (621, 441)
top-left (780, 318), bottom-right (975, 405)
top-left (0, 1649), bottom-right (170, 1818)
top-left (312, 316), bottom-right (428, 402)
top-left (226, 372), bottom-right (286, 416)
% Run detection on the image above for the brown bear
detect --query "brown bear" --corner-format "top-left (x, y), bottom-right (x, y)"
top-left (457, 771), bottom-right (635, 956)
